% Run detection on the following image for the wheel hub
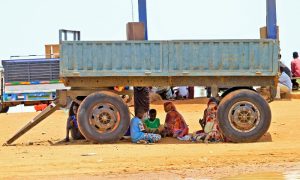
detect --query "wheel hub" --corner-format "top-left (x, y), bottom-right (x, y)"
top-left (90, 104), bottom-right (120, 133)
top-left (229, 101), bottom-right (260, 132)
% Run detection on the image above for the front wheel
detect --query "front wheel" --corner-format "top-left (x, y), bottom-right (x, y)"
top-left (217, 89), bottom-right (271, 142)
top-left (77, 91), bottom-right (130, 143)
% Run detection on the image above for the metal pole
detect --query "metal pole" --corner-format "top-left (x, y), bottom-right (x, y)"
top-left (59, 29), bottom-right (62, 44)
top-left (266, 0), bottom-right (277, 39)
top-left (77, 31), bottom-right (81, 40)
top-left (138, 0), bottom-right (148, 40)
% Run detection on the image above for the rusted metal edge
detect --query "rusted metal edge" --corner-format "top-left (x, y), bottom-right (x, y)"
top-left (62, 76), bottom-right (276, 88)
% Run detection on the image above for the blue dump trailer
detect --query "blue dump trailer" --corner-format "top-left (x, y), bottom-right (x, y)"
top-left (60, 40), bottom-right (278, 78)
top-left (4, 39), bottom-right (280, 145)
top-left (55, 39), bottom-right (279, 143)
top-left (0, 58), bottom-right (67, 112)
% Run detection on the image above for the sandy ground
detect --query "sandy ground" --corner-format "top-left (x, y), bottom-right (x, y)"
top-left (0, 99), bottom-right (300, 179)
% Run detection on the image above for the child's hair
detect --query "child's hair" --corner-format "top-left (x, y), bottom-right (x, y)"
top-left (135, 108), bottom-right (145, 116)
top-left (149, 109), bottom-right (157, 114)
top-left (207, 97), bottom-right (219, 105)
top-left (69, 102), bottom-right (79, 116)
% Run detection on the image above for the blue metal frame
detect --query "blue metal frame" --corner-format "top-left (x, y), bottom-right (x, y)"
top-left (138, 0), bottom-right (148, 40)
top-left (3, 92), bottom-right (56, 102)
top-left (266, 0), bottom-right (277, 39)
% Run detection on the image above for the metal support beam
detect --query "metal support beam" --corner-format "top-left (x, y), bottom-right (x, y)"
top-left (62, 76), bottom-right (276, 88)
top-left (266, 0), bottom-right (277, 39)
top-left (138, 0), bottom-right (148, 40)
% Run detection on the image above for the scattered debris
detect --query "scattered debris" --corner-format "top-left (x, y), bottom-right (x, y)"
top-left (81, 153), bottom-right (97, 156)
top-left (47, 140), bottom-right (54, 145)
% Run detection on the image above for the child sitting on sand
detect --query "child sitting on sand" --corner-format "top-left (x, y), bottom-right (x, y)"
top-left (143, 109), bottom-right (164, 134)
top-left (193, 97), bottom-right (224, 143)
top-left (130, 108), bottom-right (161, 144)
top-left (65, 103), bottom-right (85, 142)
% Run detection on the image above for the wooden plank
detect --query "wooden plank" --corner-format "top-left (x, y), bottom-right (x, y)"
top-left (45, 44), bottom-right (60, 58)
top-left (3, 103), bottom-right (61, 145)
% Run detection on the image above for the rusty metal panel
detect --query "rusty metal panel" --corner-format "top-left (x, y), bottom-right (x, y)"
top-left (60, 39), bottom-right (279, 77)
top-left (126, 22), bottom-right (145, 40)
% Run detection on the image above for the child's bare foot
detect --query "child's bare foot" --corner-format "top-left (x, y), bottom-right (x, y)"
top-left (136, 140), bottom-right (148, 144)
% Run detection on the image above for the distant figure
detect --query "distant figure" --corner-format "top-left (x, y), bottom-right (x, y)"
top-left (130, 108), bottom-right (161, 144)
top-left (155, 86), bottom-right (174, 100)
top-left (144, 109), bottom-right (164, 134)
top-left (206, 87), bottom-right (212, 98)
top-left (177, 86), bottom-right (189, 99)
top-left (163, 102), bottom-right (189, 138)
top-left (188, 86), bottom-right (194, 99)
top-left (291, 52), bottom-right (300, 89)
top-left (278, 66), bottom-right (292, 98)
top-left (65, 103), bottom-right (85, 142)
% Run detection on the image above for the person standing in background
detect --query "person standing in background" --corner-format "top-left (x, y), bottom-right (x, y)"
top-left (291, 52), bottom-right (300, 90)
top-left (177, 86), bottom-right (189, 99)
top-left (188, 86), bottom-right (194, 99)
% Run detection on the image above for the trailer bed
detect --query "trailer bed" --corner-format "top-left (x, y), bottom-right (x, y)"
top-left (61, 40), bottom-right (279, 77)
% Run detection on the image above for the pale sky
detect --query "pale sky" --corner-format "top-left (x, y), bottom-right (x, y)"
top-left (0, 0), bottom-right (299, 68)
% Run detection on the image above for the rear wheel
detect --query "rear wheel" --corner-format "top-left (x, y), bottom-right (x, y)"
top-left (217, 89), bottom-right (271, 142)
top-left (77, 91), bottom-right (130, 143)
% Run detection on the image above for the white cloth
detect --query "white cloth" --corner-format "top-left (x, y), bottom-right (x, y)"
top-left (279, 72), bottom-right (292, 91)
top-left (178, 86), bottom-right (188, 97)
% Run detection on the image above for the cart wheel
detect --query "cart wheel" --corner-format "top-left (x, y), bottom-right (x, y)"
top-left (77, 91), bottom-right (130, 143)
top-left (217, 89), bottom-right (271, 142)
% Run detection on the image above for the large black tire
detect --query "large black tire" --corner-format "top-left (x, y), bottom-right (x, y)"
top-left (77, 91), bottom-right (130, 143)
top-left (217, 89), bottom-right (271, 143)
top-left (0, 103), bottom-right (9, 113)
